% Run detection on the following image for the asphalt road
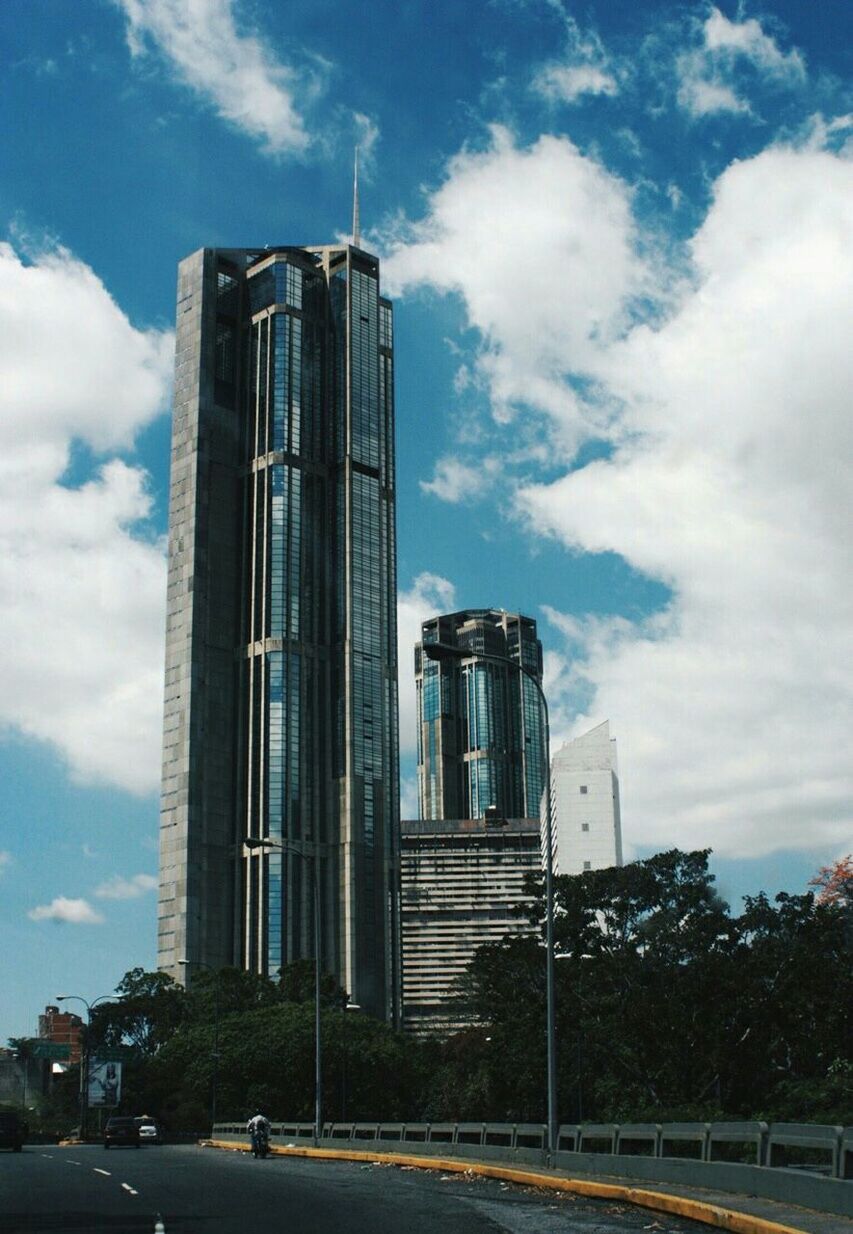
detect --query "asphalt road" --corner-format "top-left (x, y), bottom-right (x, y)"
top-left (0, 1143), bottom-right (706, 1234)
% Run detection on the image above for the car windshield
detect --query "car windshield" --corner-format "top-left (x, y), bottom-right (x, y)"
top-left (107, 1118), bottom-right (134, 1128)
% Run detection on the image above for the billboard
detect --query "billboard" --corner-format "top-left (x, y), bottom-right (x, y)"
top-left (87, 1060), bottom-right (122, 1107)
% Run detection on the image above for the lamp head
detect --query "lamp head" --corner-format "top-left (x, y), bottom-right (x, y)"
top-left (244, 836), bottom-right (282, 853)
top-left (422, 642), bottom-right (463, 663)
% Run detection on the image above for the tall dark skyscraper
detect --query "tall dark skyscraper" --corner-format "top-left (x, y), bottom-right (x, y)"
top-left (415, 609), bottom-right (545, 821)
top-left (158, 242), bottom-right (400, 1022)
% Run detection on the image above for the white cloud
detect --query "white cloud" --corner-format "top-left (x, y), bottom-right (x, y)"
top-left (677, 72), bottom-right (748, 117)
top-left (703, 7), bottom-right (805, 78)
top-left (28, 897), bottom-right (105, 925)
top-left (400, 776), bottom-right (419, 821)
top-left (420, 455), bottom-right (501, 504)
top-left (535, 63), bottom-right (618, 104)
top-left (95, 873), bottom-right (158, 900)
top-left (0, 240), bottom-right (171, 794)
top-left (353, 111), bottom-right (380, 167)
top-left (114, 0), bottom-right (313, 155)
top-left (397, 573), bottom-right (456, 755)
top-left (676, 6), bottom-right (805, 119)
top-left (533, 17), bottom-right (619, 104)
top-left (518, 142), bottom-right (853, 858)
top-left (384, 127), bottom-right (647, 446)
top-left (385, 130), bottom-right (853, 859)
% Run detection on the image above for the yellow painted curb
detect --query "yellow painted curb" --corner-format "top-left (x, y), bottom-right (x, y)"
top-left (202, 1140), bottom-right (808, 1234)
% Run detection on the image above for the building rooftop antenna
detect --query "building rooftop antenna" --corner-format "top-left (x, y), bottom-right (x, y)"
top-left (352, 145), bottom-right (361, 248)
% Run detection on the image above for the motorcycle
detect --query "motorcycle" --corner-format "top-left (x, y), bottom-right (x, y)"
top-left (251, 1126), bottom-right (269, 1159)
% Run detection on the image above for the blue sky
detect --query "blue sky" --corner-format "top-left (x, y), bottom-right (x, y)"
top-left (1, 0), bottom-right (850, 1040)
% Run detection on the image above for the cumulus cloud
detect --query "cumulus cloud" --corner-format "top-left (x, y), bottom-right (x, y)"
top-left (702, 7), bottom-right (805, 77)
top-left (420, 455), bottom-right (502, 504)
top-left (397, 573), bottom-right (456, 754)
top-left (385, 129), bottom-right (853, 859)
top-left (114, 0), bottom-right (314, 155)
top-left (384, 126), bottom-right (647, 445)
top-left (28, 897), bottom-right (105, 925)
top-left (400, 776), bottom-right (419, 821)
top-left (353, 111), bottom-right (380, 167)
top-left (536, 63), bottom-right (618, 105)
top-left (95, 873), bottom-right (158, 900)
top-left (521, 143), bottom-right (853, 858)
top-left (0, 240), bottom-right (171, 793)
top-left (533, 16), bottom-right (619, 104)
top-left (676, 6), bottom-right (805, 118)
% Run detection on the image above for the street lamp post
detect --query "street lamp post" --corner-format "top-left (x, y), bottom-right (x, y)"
top-left (243, 835), bottom-right (323, 1143)
top-left (56, 994), bottom-right (117, 1141)
top-left (178, 960), bottom-right (221, 1133)
top-left (422, 640), bottom-right (558, 1155)
top-left (340, 998), bottom-right (361, 1121)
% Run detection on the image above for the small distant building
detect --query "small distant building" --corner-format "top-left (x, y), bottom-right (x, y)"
top-left (546, 721), bottom-right (623, 875)
top-left (39, 1004), bottom-right (83, 1065)
top-left (401, 815), bottom-right (541, 1035)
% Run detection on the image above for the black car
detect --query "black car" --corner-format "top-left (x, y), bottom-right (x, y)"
top-left (103, 1116), bottom-right (140, 1149)
top-left (0, 1112), bottom-right (25, 1152)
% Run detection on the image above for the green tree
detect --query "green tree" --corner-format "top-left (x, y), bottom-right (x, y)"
top-left (145, 1001), bottom-right (433, 1129)
top-left (441, 849), bottom-right (851, 1123)
top-left (89, 968), bottom-right (185, 1057)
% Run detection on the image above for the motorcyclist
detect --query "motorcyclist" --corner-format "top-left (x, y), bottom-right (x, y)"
top-left (246, 1111), bottom-right (271, 1157)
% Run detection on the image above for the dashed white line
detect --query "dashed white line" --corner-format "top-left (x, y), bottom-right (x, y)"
top-left (67, 1159), bottom-right (82, 1165)
top-left (93, 1167), bottom-right (111, 1176)
top-left (154, 1220), bottom-right (166, 1233)
top-left (121, 1182), bottom-right (139, 1196)
top-left (41, 1153), bottom-right (53, 1158)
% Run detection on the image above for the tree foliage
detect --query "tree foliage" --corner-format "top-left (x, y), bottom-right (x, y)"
top-left (809, 854), bottom-right (853, 906)
top-left (433, 849), bottom-right (852, 1124)
top-left (79, 961), bottom-right (435, 1130)
top-left (39, 851), bottom-right (852, 1134)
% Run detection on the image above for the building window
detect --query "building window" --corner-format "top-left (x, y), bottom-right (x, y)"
top-left (581, 823), bottom-right (589, 832)
top-left (216, 269), bottom-right (238, 315)
top-left (583, 861), bottom-right (591, 870)
top-left (579, 785), bottom-right (588, 794)
top-left (215, 321), bottom-right (235, 382)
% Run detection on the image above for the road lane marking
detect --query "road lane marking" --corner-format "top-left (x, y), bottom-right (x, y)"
top-left (41, 1153), bottom-right (53, 1158)
top-left (67, 1159), bottom-right (82, 1165)
top-left (93, 1168), bottom-right (111, 1176)
top-left (121, 1182), bottom-right (139, 1196)
top-left (154, 1220), bottom-right (166, 1233)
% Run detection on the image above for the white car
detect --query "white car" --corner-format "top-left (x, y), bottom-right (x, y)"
top-left (135, 1119), bottom-right (162, 1145)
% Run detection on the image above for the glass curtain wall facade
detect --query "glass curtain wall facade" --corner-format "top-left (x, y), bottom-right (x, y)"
top-left (415, 610), bottom-right (545, 821)
top-left (158, 243), bottom-right (400, 1023)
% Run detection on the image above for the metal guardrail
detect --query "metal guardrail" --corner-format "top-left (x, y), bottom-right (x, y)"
top-left (213, 1119), bottom-right (851, 1180)
top-left (211, 1118), bottom-right (853, 1218)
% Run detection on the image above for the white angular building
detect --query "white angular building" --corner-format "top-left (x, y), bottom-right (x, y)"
top-left (546, 721), bottom-right (623, 875)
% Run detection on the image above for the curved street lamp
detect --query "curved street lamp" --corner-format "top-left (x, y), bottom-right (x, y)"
top-left (56, 993), bottom-right (118, 1140)
top-left (422, 639), bottom-right (558, 1155)
top-left (243, 835), bottom-right (323, 1143)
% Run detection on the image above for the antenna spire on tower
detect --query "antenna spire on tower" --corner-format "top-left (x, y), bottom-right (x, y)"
top-left (352, 146), bottom-right (361, 248)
